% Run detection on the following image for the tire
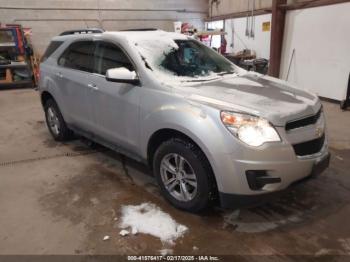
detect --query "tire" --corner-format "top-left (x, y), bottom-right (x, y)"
top-left (44, 99), bottom-right (73, 141)
top-left (153, 137), bottom-right (217, 212)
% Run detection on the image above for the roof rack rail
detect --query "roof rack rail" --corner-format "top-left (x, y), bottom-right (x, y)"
top-left (120, 28), bottom-right (159, 32)
top-left (59, 28), bottom-right (104, 36)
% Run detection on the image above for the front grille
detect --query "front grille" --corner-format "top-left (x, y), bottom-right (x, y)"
top-left (286, 109), bottom-right (322, 131)
top-left (292, 134), bottom-right (325, 156)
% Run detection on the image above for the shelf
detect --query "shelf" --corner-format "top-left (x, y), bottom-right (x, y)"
top-left (0, 43), bottom-right (16, 47)
top-left (0, 62), bottom-right (29, 69)
top-left (0, 80), bottom-right (33, 89)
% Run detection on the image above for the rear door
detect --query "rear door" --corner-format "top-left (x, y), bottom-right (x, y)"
top-left (57, 40), bottom-right (95, 131)
top-left (88, 40), bottom-right (141, 154)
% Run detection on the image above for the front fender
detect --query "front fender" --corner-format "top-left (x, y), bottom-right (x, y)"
top-left (140, 98), bottom-right (236, 191)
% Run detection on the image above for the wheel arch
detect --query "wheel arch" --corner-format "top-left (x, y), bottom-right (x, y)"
top-left (41, 91), bottom-right (55, 107)
top-left (147, 129), bottom-right (191, 167)
top-left (146, 128), bottom-right (219, 196)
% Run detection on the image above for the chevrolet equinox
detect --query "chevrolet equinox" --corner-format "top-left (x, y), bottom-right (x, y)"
top-left (39, 29), bottom-right (330, 212)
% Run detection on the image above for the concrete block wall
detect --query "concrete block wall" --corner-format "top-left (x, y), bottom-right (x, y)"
top-left (0, 0), bottom-right (208, 55)
top-left (209, 0), bottom-right (272, 18)
top-left (208, 0), bottom-right (328, 19)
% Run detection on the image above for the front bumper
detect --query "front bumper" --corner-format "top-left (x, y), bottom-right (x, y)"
top-left (219, 152), bottom-right (330, 208)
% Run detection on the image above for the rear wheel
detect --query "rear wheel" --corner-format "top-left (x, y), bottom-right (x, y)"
top-left (44, 99), bottom-right (73, 141)
top-left (153, 138), bottom-right (217, 212)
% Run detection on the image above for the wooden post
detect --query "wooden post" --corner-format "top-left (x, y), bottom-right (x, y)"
top-left (268, 0), bottom-right (287, 78)
top-left (0, 69), bottom-right (13, 84)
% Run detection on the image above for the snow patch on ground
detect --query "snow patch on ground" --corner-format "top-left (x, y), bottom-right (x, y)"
top-left (103, 235), bottom-right (110, 241)
top-left (119, 203), bottom-right (188, 244)
top-left (119, 229), bottom-right (129, 236)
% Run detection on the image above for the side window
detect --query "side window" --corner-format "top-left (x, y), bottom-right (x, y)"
top-left (41, 41), bottom-right (63, 62)
top-left (94, 42), bottom-right (134, 75)
top-left (58, 41), bottom-right (94, 73)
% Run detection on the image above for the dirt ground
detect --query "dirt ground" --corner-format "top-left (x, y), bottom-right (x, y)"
top-left (0, 89), bottom-right (350, 258)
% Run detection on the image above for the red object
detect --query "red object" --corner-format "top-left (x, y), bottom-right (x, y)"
top-left (181, 23), bottom-right (190, 33)
top-left (15, 27), bottom-right (25, 55)
top-left (1, 24), bottom-right (26, 55)
top-left (220, 37), bottom-right (227, 54)
top-left (35, 68), bottom-right (40, 84)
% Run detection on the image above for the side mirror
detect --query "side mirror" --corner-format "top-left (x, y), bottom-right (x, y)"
top-left (106, 67), bottom-right (140, 85)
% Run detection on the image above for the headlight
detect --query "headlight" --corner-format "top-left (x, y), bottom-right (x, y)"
top-left (220, 111), bottom-right (281, 147)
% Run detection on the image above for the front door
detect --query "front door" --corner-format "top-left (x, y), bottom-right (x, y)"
top-left (88, 40), bottom-right (141, 154)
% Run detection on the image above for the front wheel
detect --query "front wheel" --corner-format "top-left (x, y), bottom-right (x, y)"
top-left (153, 138), bottom-right (217, 212)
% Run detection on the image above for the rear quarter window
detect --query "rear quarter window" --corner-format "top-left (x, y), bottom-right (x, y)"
top-left (41, 41), bottom-right (63, 62)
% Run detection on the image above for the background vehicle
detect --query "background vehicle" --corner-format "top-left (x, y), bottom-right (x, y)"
top-left (39, 30), bottom-right (330, 212)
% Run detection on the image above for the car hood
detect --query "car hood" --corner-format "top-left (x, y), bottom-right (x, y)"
top-left (174, 72), bottom-right (321, 126)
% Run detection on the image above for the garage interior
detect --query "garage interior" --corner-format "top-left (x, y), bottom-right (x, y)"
top-left (0, 0), bottom-right (350, 259)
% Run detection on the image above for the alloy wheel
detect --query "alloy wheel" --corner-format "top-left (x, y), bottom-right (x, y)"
top-left (47, 107), bottom-right (61, 136)
top-left (160, 153), bottom-right (198, 202)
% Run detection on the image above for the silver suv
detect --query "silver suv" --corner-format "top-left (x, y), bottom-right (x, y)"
top-left (39, 29), bottom-right (330, 212)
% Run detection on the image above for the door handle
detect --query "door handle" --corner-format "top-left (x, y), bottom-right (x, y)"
top-left (88, 83), bottom-right (99, 91)
top-left (56, 72), bottom-right (63, 78)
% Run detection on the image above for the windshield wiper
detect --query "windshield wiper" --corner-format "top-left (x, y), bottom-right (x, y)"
top-left (182, 77), bottom-right (220, 83)
top-left (217, 71), bottom-right (236, 76)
